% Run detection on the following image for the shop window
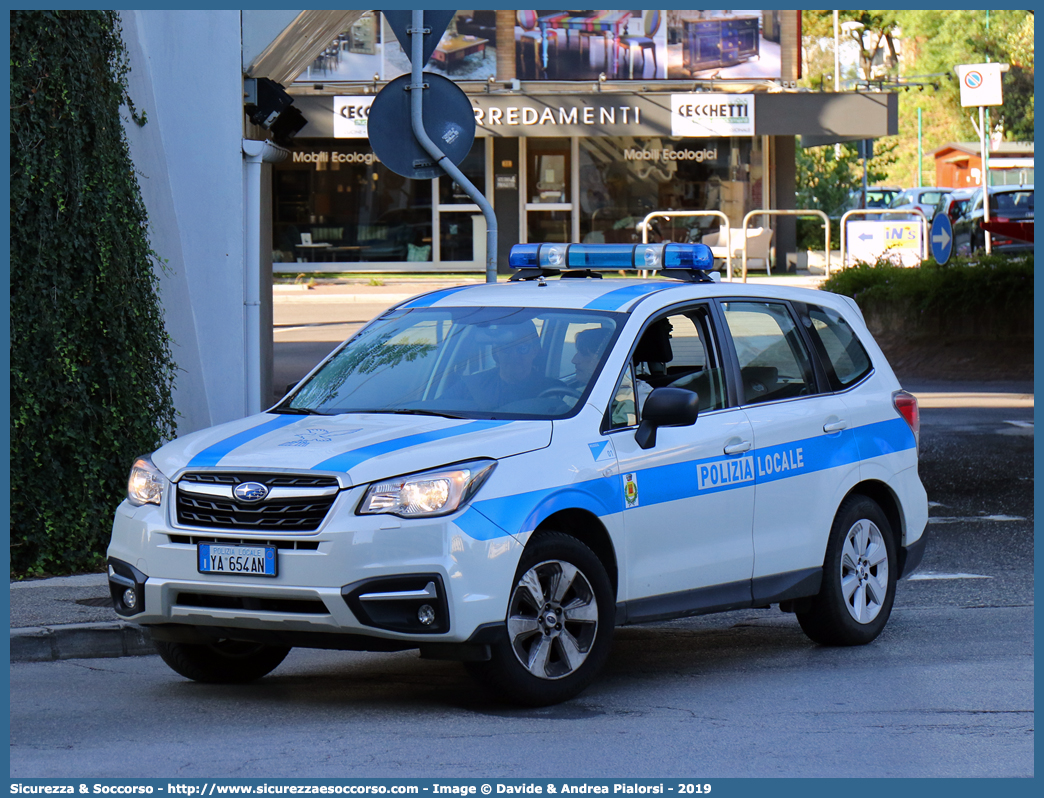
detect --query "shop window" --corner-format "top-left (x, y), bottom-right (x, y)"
top-left (272, 141), bottom-right (432, 264)
top-left (578, 136), bottom-right (763, 245)
top-left (439, 140), bottom-right (486, 206)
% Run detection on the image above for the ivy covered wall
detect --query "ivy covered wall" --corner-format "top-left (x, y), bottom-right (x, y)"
top-left (10, 10), bottom-right (178, 575)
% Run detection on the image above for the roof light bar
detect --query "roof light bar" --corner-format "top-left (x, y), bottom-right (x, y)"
top-left (508, 243), bottom-right (713, 271)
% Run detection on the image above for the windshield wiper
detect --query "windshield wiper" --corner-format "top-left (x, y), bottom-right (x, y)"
top-left (361, 408), bottom-right (470, 420)
top-left (272, 406), bottom-right (328, 415)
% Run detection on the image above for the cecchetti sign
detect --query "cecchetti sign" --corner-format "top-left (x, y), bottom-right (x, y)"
top-left (333, 96), bottom-right (375, 138)
top-left (324, 93), bottom-right (755, 139)
top-left (671, 94), bottom-right (754, 137)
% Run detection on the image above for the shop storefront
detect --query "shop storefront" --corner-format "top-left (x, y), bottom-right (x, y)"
top-left (266, 10), bottom-right (897, 272)
top-left (275, 87), bottom-right (894, 273)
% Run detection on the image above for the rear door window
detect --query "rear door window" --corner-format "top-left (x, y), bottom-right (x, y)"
top-left (720, 301), bottom-right (816, 405)
top-left (804, 305), bottom-right (873, 390)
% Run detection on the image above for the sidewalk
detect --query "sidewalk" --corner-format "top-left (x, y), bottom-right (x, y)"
top-left (9, 573), bottom-right (153, 662)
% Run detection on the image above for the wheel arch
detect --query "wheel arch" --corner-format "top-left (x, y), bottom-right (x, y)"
top-left (842, 479), bottom-right (903, 552)
top-left (533, 508), bottom-right (619, 598)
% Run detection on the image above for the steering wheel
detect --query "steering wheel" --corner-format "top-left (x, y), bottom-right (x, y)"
top-left (538, 385), bottom-right (583, 401)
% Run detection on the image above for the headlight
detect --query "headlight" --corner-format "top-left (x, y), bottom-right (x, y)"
top-left (358, 460), bottom-right (497, 518)
top-left (127, 455), bottom-right (168, 506)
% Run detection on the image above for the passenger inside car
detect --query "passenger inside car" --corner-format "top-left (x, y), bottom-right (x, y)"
top-left (569, 327), bottom-right (611, 388)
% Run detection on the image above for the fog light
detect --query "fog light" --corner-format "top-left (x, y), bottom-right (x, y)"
top-left (417, 604), bottom-right (435, 626)
top-left (123, 588), bottom-right (137, 610)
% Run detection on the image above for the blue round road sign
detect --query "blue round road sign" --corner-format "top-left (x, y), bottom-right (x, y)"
top-left (367, 73), bottom-right (476, 181)
top-left (930, 212), bottom-right (953, 265)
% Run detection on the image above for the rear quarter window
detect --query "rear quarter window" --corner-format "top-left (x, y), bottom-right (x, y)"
top-left (806, 305), bottom-right (873, 390)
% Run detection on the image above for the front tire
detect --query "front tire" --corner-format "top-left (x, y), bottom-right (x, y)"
top-left (797, 495), bottom-right (897, 646)
top-left (154, 638), bottom-right (291, 683)
top-left (467, 532), bottom-right (615, 706)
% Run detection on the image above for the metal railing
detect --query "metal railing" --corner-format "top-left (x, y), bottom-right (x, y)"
top-left (839, 209), bottom-right (929, 268)
top-left (640, 210), bottom-right (732, 278)
top-left (740, 209), bottom-right (831, 282)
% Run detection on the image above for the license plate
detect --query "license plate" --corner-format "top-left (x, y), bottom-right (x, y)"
top-left (197, 543), bottom-right (277, 577)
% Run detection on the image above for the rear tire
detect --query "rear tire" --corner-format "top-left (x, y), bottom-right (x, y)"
top-left (466, 532), bottom-right (614, 706)
top-left (154, 638), bottom-right (291, 683)
top-left (797, 495), bottom-right (897, 646)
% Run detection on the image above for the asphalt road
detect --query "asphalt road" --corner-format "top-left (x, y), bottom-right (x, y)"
top-left (9, 380), bottom-right (1034, 779)
top-left (12, 290), bottom-right (1033, 778)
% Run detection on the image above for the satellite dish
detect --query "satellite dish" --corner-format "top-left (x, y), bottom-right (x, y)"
top-left (368, 73), bottom-right (476, 181)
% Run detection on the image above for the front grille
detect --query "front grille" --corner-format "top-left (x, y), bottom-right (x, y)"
top-left (175, 472), bottom-right (339, 532)
top-left (181, 473), bottom-right (338, 488)
top-left (167, 535), bottom-right (320, 550)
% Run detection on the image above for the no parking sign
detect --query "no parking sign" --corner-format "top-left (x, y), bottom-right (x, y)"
top-left (957, 63), bottom-right (1004, 107)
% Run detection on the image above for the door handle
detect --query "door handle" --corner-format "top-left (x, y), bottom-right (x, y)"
top-left (823, 419), bottom-right (848, 433)
top-left (724, 440), bottom-right (752, 455)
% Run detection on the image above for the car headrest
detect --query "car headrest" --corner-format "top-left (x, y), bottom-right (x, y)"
top-left (633, 319), bottom-right (673, 364)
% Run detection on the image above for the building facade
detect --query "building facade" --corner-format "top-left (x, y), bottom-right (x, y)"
top-left (118, 9), bottom-right (897, 435)
top-left (275, 9), bottom-right (898, 274)
top-left (931, 141), bottom-right (1035, 188)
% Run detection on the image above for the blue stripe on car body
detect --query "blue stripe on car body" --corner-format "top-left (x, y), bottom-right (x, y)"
top-left (398, 285), bottom-right (478, 309)
top-left (187, 415), bottom-right (301, 468)
top-left (460, 417), bottom-right (915, 540)
top-left (312, 420), bottom-right (513, 475)
top-left (583, 283), bottom-right (675, 311)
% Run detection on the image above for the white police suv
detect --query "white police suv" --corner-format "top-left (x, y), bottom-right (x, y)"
top-left (108, 242), bottom-right (927, 706)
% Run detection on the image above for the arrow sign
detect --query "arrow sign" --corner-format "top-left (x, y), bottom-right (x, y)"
top-left (930, 213), bottom-right (953, 265)
top-left (858, 232), bottom-right (874, 242)
top-left (383, 9), bottom-right (456, 66)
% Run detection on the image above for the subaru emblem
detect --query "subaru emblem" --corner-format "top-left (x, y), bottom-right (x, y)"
top-left (234, 481), bottom-right (269, 503)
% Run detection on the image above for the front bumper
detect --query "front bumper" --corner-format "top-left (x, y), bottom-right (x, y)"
top-left (106, 491), bottom-right (523, 646)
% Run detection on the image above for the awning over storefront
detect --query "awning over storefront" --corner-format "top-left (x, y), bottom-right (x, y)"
top-left (290, 90), bottom-right (898, 141)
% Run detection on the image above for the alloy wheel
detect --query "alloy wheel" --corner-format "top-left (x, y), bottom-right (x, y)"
top-left (507, 559), bottom-right (599, 680)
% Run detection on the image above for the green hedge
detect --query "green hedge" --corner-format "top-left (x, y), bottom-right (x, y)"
top-left (10, 11), bottom-right (178, 576)
top-left (821, 254), bottom-right (1034, 338)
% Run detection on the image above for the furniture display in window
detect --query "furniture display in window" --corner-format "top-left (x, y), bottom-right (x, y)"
top-left (681, 15), bottom-right (759, 74)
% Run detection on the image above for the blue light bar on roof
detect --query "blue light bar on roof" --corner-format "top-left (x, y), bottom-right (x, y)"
top-left (508, 243), bottom-right (713, 271)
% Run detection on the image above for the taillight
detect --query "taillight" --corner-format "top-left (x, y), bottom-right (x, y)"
top-left (893, 390), bottom-right (920, 450)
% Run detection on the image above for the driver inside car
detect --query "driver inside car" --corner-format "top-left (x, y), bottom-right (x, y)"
top-left (457, 320), bottom-right (568, 410)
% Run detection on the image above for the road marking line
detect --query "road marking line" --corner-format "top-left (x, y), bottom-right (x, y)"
top-left (907, 572), bottom-right (992, 581)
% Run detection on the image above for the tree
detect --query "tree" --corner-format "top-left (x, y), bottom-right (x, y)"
top-left (802, 11), bottom-right (902, 84)
top-left (10, 11), bottom-right (178, 575)
top-left (899, 10), bottom-right (1034, 142)
top-left (795, 139), bottom-right (898, 249)
top-left (801, 10), bottom-right (1034, 188)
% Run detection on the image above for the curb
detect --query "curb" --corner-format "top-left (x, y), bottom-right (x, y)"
top-left (10, 622), bottom-right (154, 663)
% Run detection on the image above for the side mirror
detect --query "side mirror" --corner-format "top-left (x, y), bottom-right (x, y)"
top-left (635, 387), bottom-right (699, 450)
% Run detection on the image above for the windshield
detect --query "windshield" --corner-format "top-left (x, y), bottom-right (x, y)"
top-left (889, 190), bottom-right (915, 208)
top-left (281, 306), bottom-right (622, 419)
top-left (866, 189), bottom-right (898, 208)
top-left (990, 190), bottom-right (1034, 217)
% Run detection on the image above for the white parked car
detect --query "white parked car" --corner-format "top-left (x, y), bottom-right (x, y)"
top-left (887, 187), bottom-right (952, 221)
top-left (108, 243), bottom-right (928, 706)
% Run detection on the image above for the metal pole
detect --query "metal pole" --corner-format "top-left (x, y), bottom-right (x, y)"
top-left (408, 10), bottom-right (499, 282)
top-left (862, 146), bottom-right (869, 210)
top-left (917, 108), bottom-right (923, 188)
top-left (984, 11), bottom-right (991, 192)
top-left (979, 105), bottom-right (992, 253)
top-left (833, 11), bottom-right (840, 91)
